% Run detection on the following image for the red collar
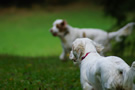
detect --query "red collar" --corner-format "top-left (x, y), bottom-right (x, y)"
top-left (81, 52), bottom-right (90, 61)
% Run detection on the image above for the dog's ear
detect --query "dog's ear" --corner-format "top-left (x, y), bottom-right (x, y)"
top-left (92, 41), bottom-right (104, 53)
top-left (74, 42), bottom-right (85, 59)
top-left (60, 20), bottom-right (67, 27)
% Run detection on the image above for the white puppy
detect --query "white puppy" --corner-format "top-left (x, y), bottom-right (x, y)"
top-left (50, 19), bottom-right (135, 60)
top-left (69, 38), bottom-right (135, 90)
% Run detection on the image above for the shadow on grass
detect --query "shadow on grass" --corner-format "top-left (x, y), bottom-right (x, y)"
top-left (0, 54), bottom-right (59, 61)
top-left (0, 54), bottom-right (134, 65)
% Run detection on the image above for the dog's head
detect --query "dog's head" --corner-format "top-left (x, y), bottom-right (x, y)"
top-left (50, 19), bottom-right (69, 37)
top-left (69, 38), bottom-right (104, 62)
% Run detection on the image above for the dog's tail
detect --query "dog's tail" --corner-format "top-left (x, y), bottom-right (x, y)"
top-left (108, 22), bottom-right (135, 42)
top-left (123, 61), bottom-right (135, 89)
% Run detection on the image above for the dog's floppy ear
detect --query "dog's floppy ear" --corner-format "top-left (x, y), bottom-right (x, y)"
top-left (92, 41), bottom-right (104, 53)
top-left (74, 42), bottom-right (85, 59)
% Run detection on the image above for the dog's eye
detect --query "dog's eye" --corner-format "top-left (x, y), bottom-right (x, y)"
top-left (61, 22), bottom-right (65, 26)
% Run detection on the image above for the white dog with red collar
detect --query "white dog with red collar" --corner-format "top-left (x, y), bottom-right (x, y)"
top-left (69, 38), bottom-right (135, 90)
top-left (50, 19), bottom-right (135, 60)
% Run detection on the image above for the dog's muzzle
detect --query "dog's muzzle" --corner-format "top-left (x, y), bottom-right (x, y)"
top-left (52, 33), bottom-right (57, 36)
top-left (69, 51), bottom-right (76, 62)
top-left (50, 29), bottom-right (57, 36)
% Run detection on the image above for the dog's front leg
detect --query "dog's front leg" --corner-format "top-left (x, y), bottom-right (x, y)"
top-left (59, 48), bottom-right (67, 60)
top-left (82, 83), bottom-right (94, 90)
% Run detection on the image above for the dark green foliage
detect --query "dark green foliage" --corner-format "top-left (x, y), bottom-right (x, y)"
top-left (0, 0), bottom-right (77, 8)
top-left (92, 0), bottom-right (135, 26)
top-left (111, 25), bottom-right (135, 57)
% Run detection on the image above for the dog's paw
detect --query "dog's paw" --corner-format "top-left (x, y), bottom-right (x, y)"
top-left (59, 54), bottom-right (66, 61)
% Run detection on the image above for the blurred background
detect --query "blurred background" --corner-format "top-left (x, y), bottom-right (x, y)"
top-left (0, 0), bottom-right (135, 89)
top-left (0, 0), bottom-right (135, 56)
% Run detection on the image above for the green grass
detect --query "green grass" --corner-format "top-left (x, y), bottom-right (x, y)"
top-left (0, 55), bottom-right (134, 89)
top-left (0, 55), bottom-right (81, 89)
top-left (0, 6), bottom-right (116, 57)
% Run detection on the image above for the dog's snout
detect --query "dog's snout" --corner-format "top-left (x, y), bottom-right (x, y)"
top-left (69, 51), bottom-right (76, 61)
top-left (69, 51), bottom-right (73, 59)
top-left (50, 29), bottom-right (57, 36)
top-left (50, 29), bottom-right (53, 33)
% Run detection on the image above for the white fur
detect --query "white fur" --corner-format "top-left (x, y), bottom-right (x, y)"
top-left (69, 38), bottom-right (135, 90)
top-left (50, 19), bottom-right (135, 60)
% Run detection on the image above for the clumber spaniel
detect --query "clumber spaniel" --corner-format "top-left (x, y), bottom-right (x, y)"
top-left (50, 19), bottom-right (135, 60)
top-left (69, 38), bottom-right (135, 90)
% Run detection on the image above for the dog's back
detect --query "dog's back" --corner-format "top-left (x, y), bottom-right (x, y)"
top-left (97, 56), bottom-right (134, 90)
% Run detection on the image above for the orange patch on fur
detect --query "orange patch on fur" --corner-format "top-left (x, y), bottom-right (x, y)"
top-left (83, 32), bottom-right (86, 37)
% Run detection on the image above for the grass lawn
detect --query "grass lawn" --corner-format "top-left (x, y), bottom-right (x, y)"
top-left (0, 3), bottom-right (134, 89)
top-left (0, 4), bottom-right (116, 56)
top-left (0, 55), bottom-right (81, 89)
